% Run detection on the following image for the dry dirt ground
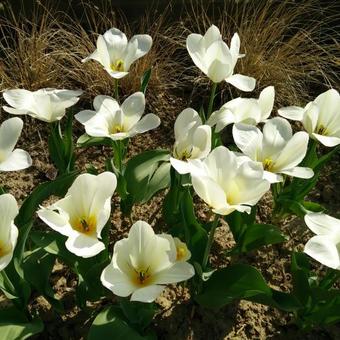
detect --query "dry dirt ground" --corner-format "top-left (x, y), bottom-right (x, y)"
top-left (1, 90), bottom-right (340, 339)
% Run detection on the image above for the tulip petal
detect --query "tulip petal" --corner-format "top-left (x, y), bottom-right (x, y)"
top-left (186, 33), bottom-right (206, 73)
top-left (154, 262), bottom-right (195, 284)
top-left (305, 213), bottom-right (340, 235)
top-left (0, 224), bottom-right (18, 272)
top-left (130, 285), bottom-right (165, 303)
top-left (129, 114), bottom-right (160, 137)
top-left (0, 117), bottom-right (23, 156)
top-left (66, 234), bottom-right (105, 258)
top-left (0, 194), bottom-right (18, 239)
top-left (170, 157), bottom-right (191, 175)
top-left (314, 89), bottom-right (340, 129)
top-left (280, 166), bottom-right (314, 179)
top-left (302, 102), bottom-right (319, 135)
top-left (258, 86), bottom-right (275, 120)
top-left (278, 106), bottom-right (304, 121)
top-left (263, 170), bottom-right (283, 183)
top-left (3, 89), bottom-right (33, 110)
top-left (97, 35), bottom-right (111, 69)
top-left (174, 108), bottom-right (201, 142)
top-left (203, 25), bottom-right (221, 48)
top-left (75, 110), bottom-right (96, 124)
top-left (229, 33), bottom-right (241, 62)
top-left (101, 265), bottom-right (135, 297)
top-left (225, 74), bottom-right (256, 92)
top-left (312, 133), bottom-right (340, 147)
top-left (304, 235), bottom-right (340, 270)
top-left (129, 34), bottom-right (152, 60)
top-left (233, 123), bottom-right (262, 161)
top-left (94, 95), bottom-right (120, 112)
top-left (207, 108), bottom-right (235, 132)
top-left (273, 131), bottom-right (309, 171)
top-left (191, 125), bottom-right (211, 159)
top-left (0, 149), bottom-right (32, 171)
top-left (121, 92), bottom-right (145, 129)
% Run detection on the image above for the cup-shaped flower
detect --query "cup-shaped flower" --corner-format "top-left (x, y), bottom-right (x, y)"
top-left (0, 194), bottom-right (19, 271)
top-left (75, 92), bottom-right (160, 141)
top-left (3, 88), bottom-right (83, 123)
top-left (0, 118), bottom-right (32, 172)
top-left (82, 27), bottom-right (152, 79)
top-left (186, 25), bottom-right (256, 91)
top-left (188, 146), bottom-right (270, 215)
top-left (37, 172), bottom-right (116, 258)
top-left (304, 213), bottom-right (340, 270)
top-left (170, 108), bottom-right (211, 174)
top-left (278, 89), bottom-right (340, 147)
top-left (207, 86), bottom-right (275, 132)
top-left (101, 220), bottom-right (195, 303)
top-left (233, 117), bottom-right (314, 183)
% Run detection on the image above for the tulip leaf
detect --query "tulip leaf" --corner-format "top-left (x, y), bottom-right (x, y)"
top-left (88, 306), bottom-right (147, 340)
top-left (124, 149), bottom-right (171, 203)
top-left (77, 133), bottom-right (113, 148)
top-left (140, 68), bottom-right (152, 94)
top-left (0, 307), bottom-right (43, 340)
top-left (196, 264), bottom-right (300, 311)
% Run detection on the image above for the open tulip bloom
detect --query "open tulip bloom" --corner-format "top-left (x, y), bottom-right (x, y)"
top-left (186, 25), bottom-right (256, 91)
top-left (304, 213), bottom-right (340, 270)
top-left (82, 27), bottom-right (152, 79)
top-left (101, 220), bottom-right (195, 303)
top-left (0, 118), bottom-right (32, 172)
top-left (188, 146), bottom-right (270, 215)
top-left (37, 172), bottom-right (117, 258)
top-left (207, 86), bottom-right (275, 132)
top-left (75, 92), bottom-right (160, 141)
top-left (0, 194), bottom-right (19, 271)
top-left (170, 108), bottom-right (211, 174)
top-left (233, 117), bottom-right (314, 183)
top-left (278, 89), bottom-right (340, 147)
top-left (3, 88), bottom-right (83, 123)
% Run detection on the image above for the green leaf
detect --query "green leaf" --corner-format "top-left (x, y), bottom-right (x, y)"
top-left (140, 68), bottom-right (152, 94)
top-left (77, 133), bottom-right (113, 148)
top-left (124, 150), bottom-right (171, 203)
top-left (88, 306), bottom-right (146, 340)
top-left (0, 307), bottom-right (43, 340)
top-left (195, 264), bottom-right (301, 311)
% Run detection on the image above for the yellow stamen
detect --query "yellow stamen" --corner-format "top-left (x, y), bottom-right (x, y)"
top-left (176, 246), bottom-right (188, 261)
top-left (0, 241), bottom-right (11, 257)
top-left (109, 124), bottom-right (124, 134)
top-left (263, 158), bottom-right (274, 171)
top-left (317, 125), bottom-right (328, 135)
top-left (133, 267), bottom-right (153, 286)
top-left (71, 215), bottom-right (97, 235)
top-left (110, 59), bottom-right (125, 72)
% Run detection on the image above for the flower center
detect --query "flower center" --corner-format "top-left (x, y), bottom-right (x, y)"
top-left (110, 59), bottom-right (125, 72)
top-left (176, 246), bottom-right (188, 261)
top-left (0, 240), bottom-right (11, 257)
top-left (174, 147), bottom-right (193, 161)
top-left (133, 267), bottom-right (153, 286)
top-left (263, 158), bottom-right (274, 171)
top-left (109, 124), bottom-right (124, 135)
top-left (71, 215), bottom-right (97, 235)
top-left (316, 125), bottom-right (328, 135)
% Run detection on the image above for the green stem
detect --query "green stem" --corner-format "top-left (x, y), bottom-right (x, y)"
top-left (207, 82), bottom-right (218, 120)
top-left (114, 79), bottom-right (119, 102)
top-left (202, 214), bottom-right (220, 270)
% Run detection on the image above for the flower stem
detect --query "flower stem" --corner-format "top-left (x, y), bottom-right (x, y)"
top-left (202, 214), bottom-right (220, 270)
top-left (207, 82), bottom-right (218, 120)
top-left (114, 79), bottom-right (119, 102)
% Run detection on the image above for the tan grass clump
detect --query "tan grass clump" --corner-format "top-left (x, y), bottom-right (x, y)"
top-left (171, 0), bottom-right (340, 108)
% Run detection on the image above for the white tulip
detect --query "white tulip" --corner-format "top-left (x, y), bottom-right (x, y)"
top-left (101, 220), bottom-right (195, 303)
top-left (233, 117), bottom-right (314, 183)
top-left (170, 108), bottom-right (211, 174)
top-left (207, 86), bottom-right (275, 132)
top-left (37, 172), bottom-right (116, 258)
top-left (304, 213), bottom-right (340, 270)
top-left (3, 88), bottom-right (82, 123)
top-left (186, 25), bottom-right (256, 91)
top-left (0, 194), bottom-right (19, 271)
top-left (278, 89), bottom-right (340, 147)
top-left (0, 118), bottom-right (32, 172)
top-left (188, 146), bottom-right (270, 215)
top-left (75, 92), bottom-right (160, 141)
top-left (82, 27), bottom-right (152, 79)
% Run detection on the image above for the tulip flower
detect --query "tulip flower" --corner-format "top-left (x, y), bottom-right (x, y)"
top-left (233, 117), bottom-right (314, 183)
top-left (170, 108), bottom-right (211, 174)
top-left (278, 89), bottom-right (340, 147)
top-left (75, 92), bottom-right (160, 141)
top-left (101, 220), bottom-right (195, 303)
top-left (0, 194), bottom-right (19, 271)
top-left (186, 25), bottom-right (256, 91)
top-left (37, 172), bottom-right (116, 258)
top-left (304, 213), bottom-right (340, 270)
top-left (82, 27), bottom-right (152, 79)
top-left (188, 146), bottom-right (270, 215)
top-left (3, 88), bottom-right (83, 123)
top-left (0, 118), bottom-right (32, 171)
top-left (207, 86), bottom-right (275, 132)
